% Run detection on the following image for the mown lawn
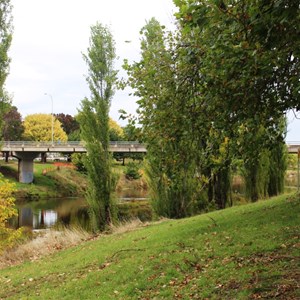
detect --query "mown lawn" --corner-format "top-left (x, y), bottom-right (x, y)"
top-left (0, 194), bottom-right (299, 299)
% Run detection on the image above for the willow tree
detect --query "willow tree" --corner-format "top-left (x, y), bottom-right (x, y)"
top-left (78, 23), bottom-right (117, 231)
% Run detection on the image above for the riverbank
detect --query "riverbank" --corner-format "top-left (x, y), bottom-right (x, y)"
top-left (0, 161), bottom-right (148, 201)
top-left (1, 193), bottom-right (299, 299)
top-left (0, 161), bottom-right (88, 199)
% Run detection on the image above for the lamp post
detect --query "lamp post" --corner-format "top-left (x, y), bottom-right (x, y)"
top-left (297, 148), bottom-right (300, 193)
top-left (44, 93), bottom-right (54, 145)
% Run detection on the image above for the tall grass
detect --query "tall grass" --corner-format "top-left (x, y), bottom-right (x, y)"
top-left (0, 227), bottom-right (90, 269)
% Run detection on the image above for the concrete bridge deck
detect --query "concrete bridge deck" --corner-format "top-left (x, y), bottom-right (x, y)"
top-left (2, 141), bottom-right (298, 153)
top-left (1, 141), bottom-right (147, 153)
top-left (1, 141), bottom-right (146, 184)
top-left (286, 142), bottom-right (300, 154)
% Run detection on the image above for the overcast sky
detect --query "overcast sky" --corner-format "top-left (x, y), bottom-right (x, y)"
top-left (6, 0), bottom-right (176, 122)
top-left (5, 0), bottom-right (300, 141)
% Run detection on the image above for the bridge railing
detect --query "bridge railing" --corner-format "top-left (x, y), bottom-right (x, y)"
top-left (2, 141), bottom-right (142, 147)
top-left (286, 141), bottom-right (300, 145)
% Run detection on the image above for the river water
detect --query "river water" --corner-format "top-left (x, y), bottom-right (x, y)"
top-left (11, 190), bottom-right (149, 230)
top-left (11, 198), bottom-right (90, 230)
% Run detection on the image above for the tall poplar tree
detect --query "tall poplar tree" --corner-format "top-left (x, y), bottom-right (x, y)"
top-left (78, 23), bottom-right (117, 231)
top-left (124, 19), bottom-right (211, 218)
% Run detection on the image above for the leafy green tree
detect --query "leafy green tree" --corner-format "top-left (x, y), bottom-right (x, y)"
top-left (0, 0), bottom-right (12, 132)
top-left (124, 18), bottom-right (207, 218)
top-left (173, 0), bottom-right (292, 202)
top-left (71, 153), bottom-right (87, 173)
top-left (2, 105), bottom-right (24, 140)
top-left (238, 117), bottom-right (287, 201)
top-left (174, 0), bottom-right (300, 127)
top-left (22, 113), bottom-right (68, 142)
top-left (68, 129), bottom-right (81, 141)
top-left (0, 0), bottom-right (24, 253)
top-left (78, 22), bottom-right (117, 231)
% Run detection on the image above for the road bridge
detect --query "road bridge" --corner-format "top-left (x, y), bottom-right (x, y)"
top-left (286, 142), bottom-right (300, 154)
top-left (1, 141), bottom-right (146, 183)
top-left (1, 141), bottom-right (299, 184)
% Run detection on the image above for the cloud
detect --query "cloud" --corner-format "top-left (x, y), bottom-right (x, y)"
top-left (6, 0), bottom-right (177, 124)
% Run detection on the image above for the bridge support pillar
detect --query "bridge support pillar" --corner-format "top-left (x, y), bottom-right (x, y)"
top-left (14, 152), bottom-right (39, 183)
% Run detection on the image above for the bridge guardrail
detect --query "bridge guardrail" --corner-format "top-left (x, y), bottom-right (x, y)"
top-left (2, 141), bottom-right (142, 147)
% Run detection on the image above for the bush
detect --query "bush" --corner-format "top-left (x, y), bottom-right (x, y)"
top-left (124, 162), bottom-right (142, 180)
top-left (0, 175), bottom-right (23, 253)
top-left (71, 153), bottom-right (87, 173)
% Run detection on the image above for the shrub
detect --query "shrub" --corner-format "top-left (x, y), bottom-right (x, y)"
top-left (124, 162), bottom-right (141, 180)
top-left (0, 175), bottom-right (23, 253)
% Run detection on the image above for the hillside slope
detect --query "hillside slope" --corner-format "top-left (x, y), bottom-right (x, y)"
top-left (0, 194), bottom-right (299, 299)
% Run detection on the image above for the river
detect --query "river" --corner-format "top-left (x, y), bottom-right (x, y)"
top-left (11, 193), bottom-right (150, 230)
top-left (10, 197), bottom-right (89, 230)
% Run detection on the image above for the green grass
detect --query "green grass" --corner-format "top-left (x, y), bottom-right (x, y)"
top-left (0, 194), bottom-right (299, 299)
top-left (0, 161), bottom-right (87, 198)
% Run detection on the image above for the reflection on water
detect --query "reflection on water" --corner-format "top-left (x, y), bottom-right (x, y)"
top-left (11, 198), bottom-right (89, 230)
top-left (18, 208), bottom-right (57, 228)
top-left (11, 196), bottom-right (151, 230)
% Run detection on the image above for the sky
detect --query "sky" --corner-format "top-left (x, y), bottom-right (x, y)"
top-left (6, 0), bottom-right (177, 124)
top-left (5, 0), bottom-right (300, 141)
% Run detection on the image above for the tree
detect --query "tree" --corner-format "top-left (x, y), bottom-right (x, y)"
top-left (22, 113), bottom-right (68, 142)
top-left (0, 0), bottom-right (23, 253)
top-left (0, 175), bottom-right (23, 253)
top-left (109, 118), bottom-right (124, 141)
top-left (2, 105), bottom-right (24, 140)
top-left (124, 18), bottom-right (207, 218)
top-left (78, 22), bottom-right (117, 231)
top-left (172, 0), bottom-right (291, 202)
top-left (174, 0), bottom-right (300, 128)
top-left (0, 0), bottom-right (12, 132)
top-left (54, 113), bottom-right (80, 138)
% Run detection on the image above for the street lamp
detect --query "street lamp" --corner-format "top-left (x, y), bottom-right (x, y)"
top-left (44, 93), bottom-right (54, 145)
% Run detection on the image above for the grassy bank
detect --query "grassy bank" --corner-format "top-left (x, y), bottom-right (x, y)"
top-left (0, 194), bottom-right (299, 299)
top-left (0, 161), bottom-right (87, 199)
top-left (0, 161), bottom-right (148, 200)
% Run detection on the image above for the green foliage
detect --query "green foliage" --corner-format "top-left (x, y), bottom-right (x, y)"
top-left (124, 18), bottom-right (236, 218)
top-left (287, 154), bottom-right (298, 170)
top-left (124, 18), bottom-right (205, 218)
top-left (22, 114), bottom-right (68, 142)
top-left (68, 129), bottom-right (81, 141)
top-left (71, 153), bottom-right (87, 173)
top-left (124, 162), bottom-right (141, 180)
top-left (0, 0), bottom-right (12, 132)
top-left (174, 0), bottom-right (300, 123)
top-left (122, 2), bottom-right (295, 218)
top-left (79, 22), bottom-right (117, 232)
top-left (119, 109), bottom-right (142, 142)
top-left (268, 143), bottom-right (287, 196)
top-left (239, 117), bottom-right (287, 201)
top-left (108, 118), bottom-right (124, 141)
